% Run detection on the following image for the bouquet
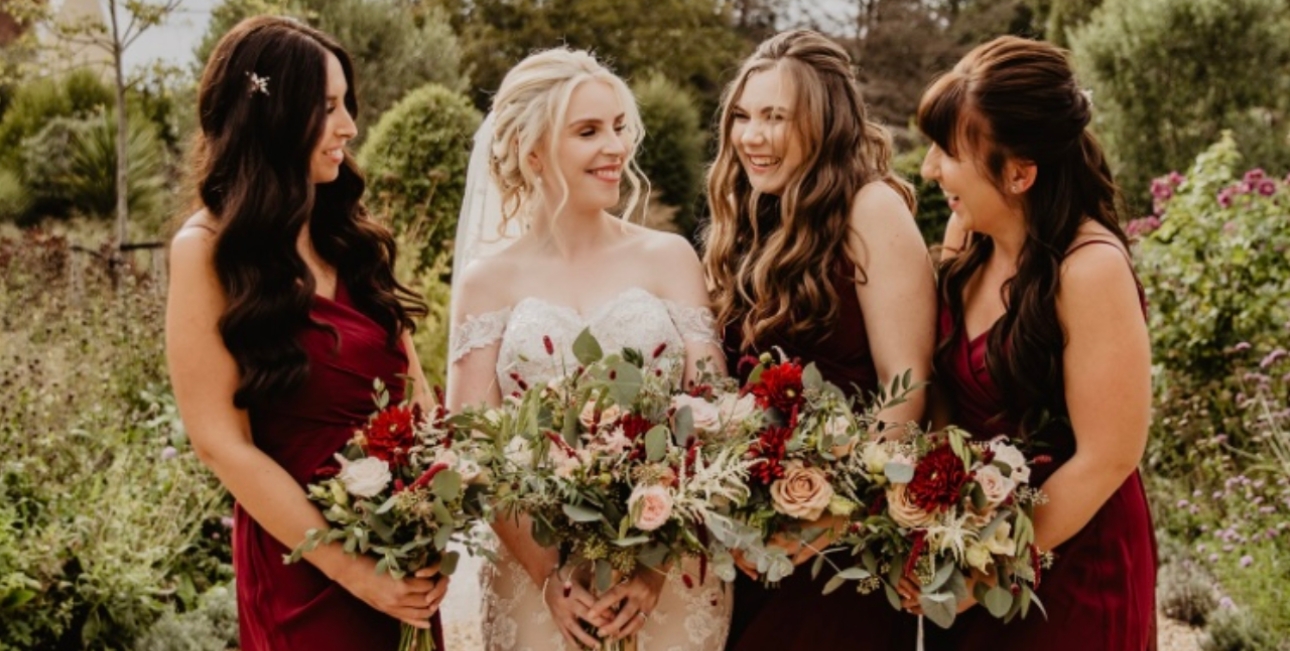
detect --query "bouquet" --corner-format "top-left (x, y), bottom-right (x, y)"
top-left (829, 426), bottom-right (1050, 629)
top-left (459, 329), bottom-right (755, 649)
top-left (724, 352), bottom-right (914, 584)
top-left (288, 378), bottom-right (491, 651)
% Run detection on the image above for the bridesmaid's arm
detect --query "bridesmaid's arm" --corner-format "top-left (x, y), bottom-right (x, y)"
top-left (849, 182), bottom-right (937, 432)
top-left (1033, 243), bottom-right (1151, 552)
top-left (165, 225), bottom-right (442, 628)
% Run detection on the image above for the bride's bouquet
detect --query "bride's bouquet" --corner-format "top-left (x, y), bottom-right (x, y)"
top-left (721, 351), bottom-right (913, 583)
top-left (457, 329), bottom-right (755, 648)
top-left (828, 426), bottom-right (1050, 629)
top-left (287, 379), bottom-right (491, 651)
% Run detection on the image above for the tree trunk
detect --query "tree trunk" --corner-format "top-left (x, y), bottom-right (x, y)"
top-left (109, 0), bottom-right (129, 255)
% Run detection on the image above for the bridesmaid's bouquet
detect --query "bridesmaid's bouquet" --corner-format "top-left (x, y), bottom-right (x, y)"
top-left (721, 352), bottom-right (913, 583)
top-left (459, 329), bottom-right (755, 638)
top-left (287, 378), bottom-right (491, 651)
top-left (830, 427), bottom-right (1050, 629)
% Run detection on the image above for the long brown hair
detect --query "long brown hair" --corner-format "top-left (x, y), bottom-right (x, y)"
top-left (703, 29), bottom-right (913, 350)
top-left (191, 16), bottom-right (426, 408)
top-left (918, 36), bottom-right (1128, 436)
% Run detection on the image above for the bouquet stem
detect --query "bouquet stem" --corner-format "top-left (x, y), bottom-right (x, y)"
top-left (399, 622), bottom-right (436, 651)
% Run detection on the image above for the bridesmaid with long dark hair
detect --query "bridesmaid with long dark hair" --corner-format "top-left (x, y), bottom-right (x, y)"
top-left (915, 36), bottom-right (1157, 649)
top-left (704, 29), bottom-right (936, 651)
top-left (165, 16), bottom-right (448, 650)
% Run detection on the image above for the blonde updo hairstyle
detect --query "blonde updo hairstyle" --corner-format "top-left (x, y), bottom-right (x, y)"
top-left (488, 48), bottom-right (647, 226)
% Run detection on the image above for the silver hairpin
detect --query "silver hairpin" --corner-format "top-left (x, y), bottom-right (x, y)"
top-left (1079, 87), bottom-right (1094, 107)
top-left (247, 71), bottom-right (270, 96)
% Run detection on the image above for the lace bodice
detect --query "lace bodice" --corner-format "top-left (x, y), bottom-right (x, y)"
top-left (450, 287), bottom-right (719, 395)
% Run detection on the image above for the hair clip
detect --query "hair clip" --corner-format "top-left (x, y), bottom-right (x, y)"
top-left (247, 71), bottom-right (270, 96)
top-left (1079, 87), bottom-right (1094, 107)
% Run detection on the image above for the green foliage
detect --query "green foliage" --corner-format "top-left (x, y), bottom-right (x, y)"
top-left (0, 231), bottom-right (232, 649)
top-left (438, 0), bottom-right (749, 117)
top-left (133, 583), bottom-right (238, 651)
top-left (893, 145), bottom-right (950, 247)
top-left (196, 0), bottom-right (467, 137)
top-left (632, 73), bottom-right (706, 235)
top-left (1070, 0), bottom-right (1290, 204)
top-left (17, 109), bottom-right (168, 228)
top-left (1201, 607), bottom-right (1286, 651)
top-left (0, 69), bottom-right (112, 171)
top-left (359, 82), bottom-right (480, 267)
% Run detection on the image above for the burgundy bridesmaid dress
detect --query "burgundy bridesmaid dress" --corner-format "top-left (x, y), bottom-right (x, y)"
top-left (232, 282), bottom-right (444, 651)
top-left (722, 263), bottom-right (919, 651)
top-left (927, 243), bottom-right (1157, 650)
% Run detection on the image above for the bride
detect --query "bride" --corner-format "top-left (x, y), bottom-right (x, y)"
top-left (445, 48), bottom-right (731, 651)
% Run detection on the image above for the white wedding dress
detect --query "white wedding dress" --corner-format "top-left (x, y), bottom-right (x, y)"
top-left (449, 286), bottom-right (733, 651)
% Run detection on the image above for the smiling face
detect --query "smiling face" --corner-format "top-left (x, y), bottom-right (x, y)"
top-left (309, 52), bottom-right (357, 184)
top-left (729, 64), bottom-right (806, 196)
top-left (920, 135), bottom-right (1014, 235)
top-left (534, 79), bottom-right (631, 214)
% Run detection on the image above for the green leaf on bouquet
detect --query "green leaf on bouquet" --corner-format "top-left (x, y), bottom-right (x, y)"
top-left (573, 328), bottom-right (604, 365)
top-left (440, 550), bottom-right (460, 576)
top-left (802, 363), bottom-right (824, 391)
top-left (375, 556), bottom-right (389, 575)
top-left (622, 347), bottom-right (645, 368)
top-left (1018, 585), bottom-right (1031, 619)
top-left (433, 469), bottom-right (463, 502)
top-left (835, 566), bottom-right (873, 580)
top-left (645, 425), bottom-right (669, 462)
top-left (884, 462), bottom-right (914, 484)
top-left (947, 569), bottom-right (969, 602)
top-left (1013, 512), bottom-right (1035, 555)
top-left (969, 483), bottom-right (988, 513)
top-left (822, 573), bottom-right (848, 595)
top-left (431, 499), bottom-right (454, 526)
top-left (343, 535), bottom-right (357, 554)
top-left (367, 512), bottom-right (395, 541)
top-left (637, 542), bottom-right (670, 569)
top-left (595, 559), bottom-right (614, 593)
top-left (919, 592), bottom-right (958, 629)
top-left (884, 581), bottom-right (903, 611)
top-left (375, 494), bottom-right (399, 515)
top-left (926, 560), bottom-right (956, 592)
top-left (983, 585), bottom-right (1013, 618)
top-left (674, 406), bottom-right (694, 442)
top-left (434, 524), bottom-right (453, 550)
top-left (979, 512), bottom-right (1008, 542)
top-left (612, 535), bottom-right (651, 547)
top-left (608, 360), bottom-right (644, 405)
top-left (562, 503), bottom-right (603, 523)
top-left (974, 579), bottom-right (991, 604)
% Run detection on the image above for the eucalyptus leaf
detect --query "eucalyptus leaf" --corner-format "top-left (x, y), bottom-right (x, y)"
top-left (983, 585), bottom-right (1014, 618)
top-left (595, 559), bottom-right (613, 593)
top-left (432, 469), bottom-right (463, 502)
top-left (439, 550), bottom-right (460, 576)
top-left (562, 503), bottom-right (603, 523)
top-left (918, 592), bottom-right (958, 629)
top-left (608, 360), bottom-right (644, 405)
top-left (645, 426), bottom-right (669, 462)
top-left (835, 566), bottom-right (872, 580)
top-left (674, 406), bottom-right (694, 442)
top-left (573, 328), bottom-right (604, 365)
top-left (802, 363), bottom-right (824, 391)
top-left (822, 574), bottom-right (848, 595)
top-left (884, 462), bottom-right (915, 484)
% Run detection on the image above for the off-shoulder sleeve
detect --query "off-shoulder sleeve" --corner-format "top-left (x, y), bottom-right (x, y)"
top-left (662, 300), bottom-right (721, 347)
top-left (448, 308), bottom-right (511, 365)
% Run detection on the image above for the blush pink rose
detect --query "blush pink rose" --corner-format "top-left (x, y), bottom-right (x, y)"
top-left (770, 462), bottom-right (835, 520)
top-left (886, 482), bottom-right (937, 529)
top-left (628, 484), bottom-right (675, 531)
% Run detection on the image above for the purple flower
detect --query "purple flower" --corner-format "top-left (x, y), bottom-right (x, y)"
top-left (1240, 555), bottom-right (1254, 568)
top-left (1220, 596), bottom-right (1235, 609)
top-left (1208, 553), bottom-right (1220, 563)
top-left (1151, 178), bottom-right (1174, 200)
top-left (1260, 349), bottom-right (1288, 369)
top-left (1234, 342), bottom-right (1253, 352)
top-left (1176, 499), bottom-right (1190, 508)
top-left (1126, 216), bottom-right (1162, 237)
top-left (1168, 171), bottom-right (1185, 186)
top-left (1257, 179), bottom-right (1277, 196)
top-left (1238, 181), bottom-right (1253, 194)
top-left (161, 446), bottom-right (178, 461)
top-left (221, 516), bottom-right (235, 529)
top-left (1243, 168), bottom-right (1266, 184)
top-left (1218, 187), bottom-right (1235, 208)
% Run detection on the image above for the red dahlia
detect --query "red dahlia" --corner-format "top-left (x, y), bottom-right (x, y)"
top-left (907, 443), bottom-right (969, 513)
top-left (748, 362), bottom-right (805, 413)
top-left (748, 426), bottom-right (793, 484)
top-left (361, 403), bottom-right (421, 468)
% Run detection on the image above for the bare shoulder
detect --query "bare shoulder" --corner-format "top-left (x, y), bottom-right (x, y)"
top-left (851, 180), bottom-right (914, 223)
top-left (169, 211), bottom-right (218, 276)
top-left (630, 227), bottom-right (701, 266)
top-left (453, 251), bottom-right (520, 318)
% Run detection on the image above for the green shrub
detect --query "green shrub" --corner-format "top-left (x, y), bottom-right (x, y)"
top-left (893, 144), bottom-right (950, 247)
top-left (1201, 607), bottom-right (1286, 651)
top-left (18, 110), bottom-right (168, 227)
top-left (359, 83), bottom-right (480, 268)
top-left (0, 168), bottom-right (30, 221)
top-left (0, 70), bottom-right (112, 172)
top-left (134, 582), bottom-right (238, 651)
top-left (633, 73), bottom-right (706, 235)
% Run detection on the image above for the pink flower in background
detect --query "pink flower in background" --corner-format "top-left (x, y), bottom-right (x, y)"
top-left (1257, 179), bottom-right (1277, 196)
top-left (1243, 168), bottom-right (1265, 184)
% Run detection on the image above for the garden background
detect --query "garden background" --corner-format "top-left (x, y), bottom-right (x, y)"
top-left (1, 0), bottom-right (1288, 649)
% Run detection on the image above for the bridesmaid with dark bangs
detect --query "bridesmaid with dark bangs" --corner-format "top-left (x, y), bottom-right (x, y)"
top-left (914, 36), bottom-right (1157, 650)
top-left (165, 16), bottom-right (448, 650)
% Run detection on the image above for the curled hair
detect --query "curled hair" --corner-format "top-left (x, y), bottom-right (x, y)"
top-left (191, 16), bottom-right (426, 408)
top-left (703, 29), bottom-right (914, 350)
top-left (918, 36), bottom-right (1128, 437)
top-left (488, 48), bottom-right (647, 228)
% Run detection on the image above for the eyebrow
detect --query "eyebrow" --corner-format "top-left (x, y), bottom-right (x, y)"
top-left (568, 113), bottom-right (627, 128)
top-left (732, 103), bottom-right (791, 116)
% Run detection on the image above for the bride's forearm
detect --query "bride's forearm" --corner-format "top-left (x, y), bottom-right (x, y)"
top-left (492, 513), bottom-right (560, 586)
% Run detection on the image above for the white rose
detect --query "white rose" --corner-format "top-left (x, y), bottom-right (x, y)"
top-left (983, 521), bottom-right (1016, 557)
top-left (672, 395), bottom-right (722, 435)
top-left (974, 465), bottom-right (1015, 508)
top-left (860, 443), bottom-right (892, 476)
top-left (628, 484), bottom-right (675, 531)
top-left (717, 393), bottom-right (759, 424)
top-left (822, 415), bottom-right (857, 458)
top-left (504, 437), bottom-right (533, 467)
top-left (965, 543), bottom-right (993, 573)
top-left (989, 440), bottom-right (1031, 484)
top-left (436, 449), bottom-right (485, 484)
top-left (335, 454), bottom-right (391, 498)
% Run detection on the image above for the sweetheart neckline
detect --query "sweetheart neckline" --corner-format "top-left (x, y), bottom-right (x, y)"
top-left (509, 286), bottom-right (666, 323)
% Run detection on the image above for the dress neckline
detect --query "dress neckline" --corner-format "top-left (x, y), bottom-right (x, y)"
top-left (511, 286), bottom-right (663, 323)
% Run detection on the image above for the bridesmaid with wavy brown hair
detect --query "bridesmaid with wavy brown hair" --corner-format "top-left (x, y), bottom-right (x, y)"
top-left (703, 29), bottom-right (936, 651)
top-left (915, 36), bottom-right (1157, 650)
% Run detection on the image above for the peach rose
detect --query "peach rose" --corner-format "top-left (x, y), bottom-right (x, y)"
top-left (974, 465), bottom-right (1015, 508)
top-left (579, 401), bottom-right (622, 430)
top-left (770, 462), bottom-right (835, 520)
top-left (886, 482), bottom-right (937, 528)
top-left (672, 394), bottom-right (722, 434)
top-left (628, 484), bottom-right (675, 531)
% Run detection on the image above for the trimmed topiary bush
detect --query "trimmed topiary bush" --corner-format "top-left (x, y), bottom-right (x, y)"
top-left (633, 73), bottom-right (706, 236)
top-left (358, 83), bottom-right (480, 269)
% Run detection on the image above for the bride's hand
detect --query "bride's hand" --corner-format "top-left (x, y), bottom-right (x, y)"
top-left (586, 569), bottom-right (667, 641)
top-left (542, 569), bottom-right (602, 648)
